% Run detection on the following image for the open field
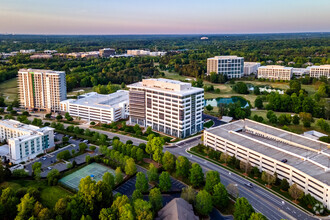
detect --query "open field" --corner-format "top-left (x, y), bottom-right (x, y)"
top-left (0, 78), bottom-right (18, 102)
top-left (0, 179), bottom-right (72, 208)
top-left (67, 87), bottom-right (94, 96)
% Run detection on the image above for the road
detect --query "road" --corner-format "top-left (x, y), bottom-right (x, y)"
top-left (203, 113), bottom-right (226, 127)
top-left (167, 138), bottom-right (316, 220)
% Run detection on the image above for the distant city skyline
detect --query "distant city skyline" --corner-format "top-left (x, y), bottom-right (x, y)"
top-left (0, 0), bottom-right (330, 34)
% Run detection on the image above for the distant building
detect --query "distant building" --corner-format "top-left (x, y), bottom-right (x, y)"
top-left (30, 54), bottom-right (53, 59)
top-left (156, 198), bottom-right (198, 220)
top-left (19, 49), bottom-right (35, 54)
top-left (127, 50), bottom-right (166, 56)
top-left (288, 61), bottom-right (296, 65)
top-left (292, 68), bottom-right (309, 78)
top-left (276, 60), bottom-right (284, 64)
top-left (207, 56), bottom-right (244, 78)
top-left (200, 36), bottom-right (208, 40)
top-left (0, 119), bottom-right (54, 163)
top-left (128, 78), bottom-right (204, 138)
top-left (60, 91), bottom-right (129, 124)
top-left (44, 50), bottom-right (57, 54)
top-left (304, 62), bottom-right (313, 66)
top-left (99, 48), bottom-right (115, 57)
top-left (244, 62), bottom-right (260, 76)
top-left (257, 65), bottom-right (292, 80)
top-left (18, 69), bottom-right (67, 112)
top-left (308, 65), bottom-right (330, 79)
top-left (266, 60), bottom-right (273, 64)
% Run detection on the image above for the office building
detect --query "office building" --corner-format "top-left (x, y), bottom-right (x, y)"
top-left (19, 49), bottom-right (35, 54)
top-left (244, 62), bottom-right (260, 76)
top-left (292, 68), bottom-right (309, 78)
top-left (30, 54), bottom-right (53, 59)
top-left (60, 91), bottom-right (129, 123)
top-left (18, 69), bottom-right (67, 112)
top-left (308, 65), bottom-right (330, 79)
top-left (204, 119), bottom-right (330, 208)
top-left (257, 65), bottom-right (292, 80)
top-left (128, 78), bottom-right (204, 138)
top-left (99, 48), bottom-right (115, 57)
top-left (207, 56), bottom-right (244, 78)
top-left (127, 50), bottom-right (166, 56)
top-left (0, 120), bottom-right (54, 163)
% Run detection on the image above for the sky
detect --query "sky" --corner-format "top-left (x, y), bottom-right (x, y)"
top-left (0, 0), bottom-right (330, 35)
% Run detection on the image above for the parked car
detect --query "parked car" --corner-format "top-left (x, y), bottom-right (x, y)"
top-left (47, 167), bottom-right (52, 170)
top-left (42, 157), bottom-right (47, 161)
top-left (281, 159), bottom-right (288, 163)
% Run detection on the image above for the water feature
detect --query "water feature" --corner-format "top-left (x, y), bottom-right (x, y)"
top-left (204, 96), bottom-right (249, 108)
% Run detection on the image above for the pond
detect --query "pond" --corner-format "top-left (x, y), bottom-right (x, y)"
top-left (204, 96), bottom-right (249, 108)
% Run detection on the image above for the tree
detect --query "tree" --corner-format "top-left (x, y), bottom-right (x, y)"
top-left (77, 176), bottom-right (102, 213)
top-left (125, 158), bottom-right (136, 175)
top-left (176, 156), bottom-right (190, 179)
top-left (206, 104), bottom-right (213, 111)
top-left (89, 145), bottom-right (96, 151)
top-left (181, 186), bottom-right (196, 204)
top-left (62, 136), bottom-right (69, 144)
top-left (299, 112), bottom-right (313, 127)
top-left (220, 152), bottom-right (230, 164)
top-left (132, 189), bottom-right (143, 201)
top-left (134, 199), bottom-right (153, 220)
top-left (153, 147), bottom-right (163, 165)
top-left (195, 190), bottom-right (213, 216)
top-left (47, 169), bottom-right (60, 186)
top-left (115, 167), bottom-right (123, 184)
top-left (16, 193), bottom-right (36, 219)
top-left (45, 113), bottom-right (52, 119)
top-left (38, 207), bottom-right (51, 220)
top-left (159, 172), bottom-right (171, 192)
top-left (234, 197), bottom-right (255, 220)
top-left (189, 163), bottom-right (204, 188)
top-left (162, 151), bottom-right (175, 172)
top-left (204, 170), bottom-right (220, 193)
top-left (147, 163), bottom-right (158, 183)
top-left (278, 114), bottom-right (292, 125)
top-left (56, 115), bottom-right (63, 121)
top-left (212, 183), bottom-right (229, 208)
top-left (261, 171), bottom-right (276, 187)
top-left (145, 126), bottom-right (153, 136)
top-left (233, 82), bottom-right (249, 94)
top-left (54, 197), bottom-right (68, 216)
top-left (136, 148), bottom-right (144, 162)
top-left (254, 96), bottom-right (263, 109)
top-left (240, 160), bottom-right (252, 174)
top-left (119, 203), bottom-right (134, 220)
top-left (149, 188), bottom-right (163, 212)
top-left (99, 208), bottom-right (116, 220)
top-left (79, 143), bottom-right (88, 152)
top-left (102, 172), bottom-right (115, 190)
top-left (226, 183), bottom-right (239, 199)
top-left (135, 172), bottom-right (148, 193)
top-left (57, 150), bottom-right (71, 160)
top-left (254, 86), bottom-right (260, 95)
top-left (292, 115), bottom-right (300, 125)
top-left (289, 183), bottom-right (304, 202)
top-left (280, 178), bottom-right (290, 191)
top-left (316, 118), bottom-right (330, 132)
top-left (32, 162), bottom-right (42, 181)
top-left (249, 212), bottom-right (267, 220)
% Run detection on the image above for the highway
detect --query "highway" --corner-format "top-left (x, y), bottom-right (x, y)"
top-left (166, 137), bottom-right (317, 220)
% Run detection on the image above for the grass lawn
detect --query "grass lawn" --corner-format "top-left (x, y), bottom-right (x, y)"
top-left (163, 70), bottom-right (195, 81)
top-left (0, 78), bottom-right (18, 102)
top-left (67, 87), bottom-right (94, 96)
top-left (0, 179), bottom-right (73, 209)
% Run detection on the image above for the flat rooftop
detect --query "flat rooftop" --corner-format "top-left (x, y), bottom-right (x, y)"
top-left (18, 68), bottom-right (64, 74)
top-left (0, 119), bottom-right (41, 133)
top-left (62, 90), bottom-right (128, 110)
top-left (209, 56), bottom-right (243, 59)
top-left (128, 78), bottom-right (204, 96)
top-left (258, 65), bottom-right (293, 70)
top-left (206, 119), bottom-right (330, 186)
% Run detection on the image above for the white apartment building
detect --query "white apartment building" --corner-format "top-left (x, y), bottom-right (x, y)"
top-left (257, 65), bottom-right (293, 80)
top-left (204, 119), bottom-right (330, 208)
top-left (60, 90), bottom-right (129, 124)
top-left (128, 78), bottom-right (204, 138)
top-left (244, 62), bottom-right (261, 76)
top-left (18, 69), bottom-right (67, 112)
top-left (0, 120), bottom-right (54, 163)
top-left (207, 56), bottom-right (244, 78)
top-left (308, 65), bottom-right (330, 79)
top-left (127, 50), bottom-right (166, 56)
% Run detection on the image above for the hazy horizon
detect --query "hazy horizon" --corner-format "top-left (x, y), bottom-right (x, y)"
top-left (1, 0), bottom-right (330, 35)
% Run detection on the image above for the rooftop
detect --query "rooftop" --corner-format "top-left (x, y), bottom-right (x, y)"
top-left (308, 65), bottom-right (330, 69)
top-left (61, 90), bottom-right (128, 110)
top-left (258, 65), bottom-right (293, 70)
top-left (128, 78), bottom-right (204, 96)
top-left (206, 119), bottom-right (330, 186)
top-left (18, 68), bottom-right (65, 74)
top-left (209, 55), bottom-right (243, 60)
top-left (156, 198), bottom-right (198, 220)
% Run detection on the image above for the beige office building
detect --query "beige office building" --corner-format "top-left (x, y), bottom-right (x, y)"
top-left (257, 65), bottom-right (292, 80)
top-left (308, 65), bottom-right (330, 79)
top-left (207, 56), bottom-right (244, 78)
top-left (18, 69), bottom-right (67, 112)
top-left (204, 119), bottom-right (330, 209)
top-left (128, 78), bottom-right (204, 138)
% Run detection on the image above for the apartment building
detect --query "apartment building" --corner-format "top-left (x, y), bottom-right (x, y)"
top-left (308, 65), bottom-right (330, 79)
top-left (204, 119), bottom-right (330, 208)
top-left (243, 62), bottom-right (260, 76)
top-left (128, 78), bottom-right (204, 138)
top-left (207, 56), bottom-right (244, 78)
top-left (18, 69), bottom-right (67, 112)
top-left (257, 65), bottom-right (293, 80)
top-left (0, 120), bottom-right (54, 163)
top-left (99, 48), bottom-right (115, 57)
top-left (60, 91), bottom-right (129, 123)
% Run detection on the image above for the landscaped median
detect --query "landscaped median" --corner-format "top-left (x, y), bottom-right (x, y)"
top-left (187, 147), bottom-right (327, 217)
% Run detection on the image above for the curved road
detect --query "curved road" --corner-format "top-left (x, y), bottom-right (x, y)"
top-left (167, 137), bottom-right (317, 220)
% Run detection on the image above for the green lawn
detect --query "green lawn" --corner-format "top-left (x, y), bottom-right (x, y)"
top-left (0, 179), bottom-right (73, 209)
top-left (0, 78), bottom-right (18, 102)
top-left (67, 87), bottom-right (94, 96)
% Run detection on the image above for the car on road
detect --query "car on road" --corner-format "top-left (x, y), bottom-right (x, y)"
top-left (244, 182), bottom-right (253, 188)
top-left (83, 140), bottom-right (89, 144)
top-left (47, 167), bottom-right (52, 170)
top-left (42, 157), bottom-right (47, 161)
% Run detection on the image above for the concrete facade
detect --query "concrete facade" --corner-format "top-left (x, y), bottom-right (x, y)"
top-left (257, 65), bottom-right (293, 80)
top-left (207, 56), bottom-right (244, 78)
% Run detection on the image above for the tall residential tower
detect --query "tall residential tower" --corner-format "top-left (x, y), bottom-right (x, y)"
top-left (128, 78), bottom-right (204, 138)
top-left (18, 69), bottom-right (67, 112)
